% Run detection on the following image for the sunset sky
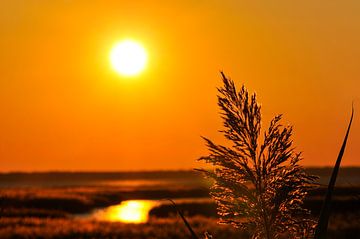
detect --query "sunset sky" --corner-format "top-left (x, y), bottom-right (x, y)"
top-left (0, 1), bottom-right (359, 171)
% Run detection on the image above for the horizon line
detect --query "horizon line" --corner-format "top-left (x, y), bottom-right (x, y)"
top-left (1, 166), bottom-right (360, 174)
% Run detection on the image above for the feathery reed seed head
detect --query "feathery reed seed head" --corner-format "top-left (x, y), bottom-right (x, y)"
top-left (199, 72), bottom-right (317, 239)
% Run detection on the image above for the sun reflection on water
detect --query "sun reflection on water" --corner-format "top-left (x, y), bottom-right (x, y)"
top-left (94, 200), bottom-right (158, 223)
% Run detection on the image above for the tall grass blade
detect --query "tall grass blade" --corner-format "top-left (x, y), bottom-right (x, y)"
top-left (314, 105), bottom-right (354, 239)
top-left (167, 199), bottom-right (199, 239)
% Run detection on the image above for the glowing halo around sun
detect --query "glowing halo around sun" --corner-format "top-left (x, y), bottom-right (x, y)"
top-left (110, 40), bottom-right (147, 77)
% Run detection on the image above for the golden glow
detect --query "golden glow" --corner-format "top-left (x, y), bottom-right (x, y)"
top-left (1, 1), bottom-right (360, 172)
top-left (110, 40), bottom-right (147, 77)
top-left (94, 200), bottom-right (157, 223)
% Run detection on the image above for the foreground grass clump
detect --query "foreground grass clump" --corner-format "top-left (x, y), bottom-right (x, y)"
top-left (0, 216), bottom-right (248, 239)
top-left (199, 73), bottom-right (317, 239)
top-left (0, 214), bottom-right (359, 239)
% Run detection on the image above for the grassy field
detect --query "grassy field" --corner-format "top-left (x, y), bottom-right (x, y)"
top-left (0, 216), bottom-right (244, 239)
top-left (1, 169), bottom-right (360, 238)
top-left (0, 215), bottom-right (359, 239)
top-left (1, 185), bottom-right (360, 238)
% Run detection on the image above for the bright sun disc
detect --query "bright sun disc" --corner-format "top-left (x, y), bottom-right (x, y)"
top-left (110, 40), bottom-right (147, 76)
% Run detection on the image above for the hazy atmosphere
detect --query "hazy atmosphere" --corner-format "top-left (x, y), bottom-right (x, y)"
top-left (1, 1), bottom-right (359, 171)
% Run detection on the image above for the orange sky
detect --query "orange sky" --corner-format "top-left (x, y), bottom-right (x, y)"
top-left (0, 1), bottom-right (359, 171)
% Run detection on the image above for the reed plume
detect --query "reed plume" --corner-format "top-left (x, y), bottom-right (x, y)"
top-left (199, 72), bottom-right (317, 239)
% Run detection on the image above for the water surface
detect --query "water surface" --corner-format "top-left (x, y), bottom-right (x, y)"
top-left (92, 200), bottom-right (159, 223)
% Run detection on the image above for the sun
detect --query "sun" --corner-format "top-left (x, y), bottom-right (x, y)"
top-left (110, 40), bottom-right (147, 77)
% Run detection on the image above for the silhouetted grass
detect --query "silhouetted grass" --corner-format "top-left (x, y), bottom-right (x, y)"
top-left (199, 73), bottom-right (317, 238)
